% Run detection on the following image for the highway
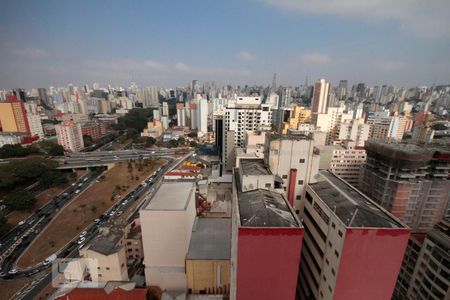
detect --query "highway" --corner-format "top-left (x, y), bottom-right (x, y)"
top-left (0, 171), bottom-right (102, 280)
top-left (56, 148), bottom-right (192, 169)
top-left (8, 152), bottom-right (193, 300)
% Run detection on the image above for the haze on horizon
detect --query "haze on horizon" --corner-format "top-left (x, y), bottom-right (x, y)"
top-left (1, 0), bottom-right (449, 89)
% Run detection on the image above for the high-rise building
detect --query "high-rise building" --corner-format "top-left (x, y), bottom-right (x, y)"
top-left (198, 98), bottom-right (208, 134)
top-left (143, 86), bottom-right (159, 108)
top-left (337, 80), bottom-right (348, 100)
top-left (230, 160), bottom-right (303, 300)
top-left (298, 170), bottom-right (410, 300)
top-left (55, 120), bottom-right (84, 152)
top-left (176, 103), bottom-right (186, 127)
top-left (316, 140), bottom-right (366, 187)
top-left (222, 96), bottom-right (272, 170)
top-left (337, 118), bottom-right (370, 147)
top-left (311, 79), bottom-right (330, 126)
top-left (360, 141), bottom-right (450, 232)
top-left (0, 95), bottom-right (30, 133)
top-left (394, 219), bottom-right (450, 299)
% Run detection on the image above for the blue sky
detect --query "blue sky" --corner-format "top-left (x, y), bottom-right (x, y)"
top-left (0, 0), bottom-right (449, 89)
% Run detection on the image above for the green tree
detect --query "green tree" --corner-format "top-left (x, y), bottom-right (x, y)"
top-left (83, 135), bottom-right (94, 147)
top-left (189, 141), bottom-right (197, 148)
top-left (0, 216), bottom-right (11, 236)
top-left (168, 139), bottom-right (179, 148)
top-left (4, 189), bottom-right (36, 211)
top-left (187, 132), bottom-right (198, 138)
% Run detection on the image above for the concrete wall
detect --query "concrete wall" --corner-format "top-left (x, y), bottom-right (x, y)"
top-left (140, 190), bottom-right (196, 291)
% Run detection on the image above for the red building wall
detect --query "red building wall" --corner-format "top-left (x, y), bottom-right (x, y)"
top-left (333, 228), bottom-right (410, 300)
top-left (236, 227), bottom-right (303, 300)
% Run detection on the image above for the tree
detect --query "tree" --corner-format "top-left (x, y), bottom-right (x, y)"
top-left (0, 216), bottom-right (11, 236)
top-left (83, 135), bottom-right (94, 147)
top-left (145, 137), bottom-right (156, 147)
top-left (4, 189), bottom-right (36, 211)
top-left (168, 139), bottom-right (179, 148)
top-left (187, 132), bottom-right (198, 138)
top-left (189, 141), bottom-right (197, 148)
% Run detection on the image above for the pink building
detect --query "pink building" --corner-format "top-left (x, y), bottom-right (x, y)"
top-left (231, 166), bottom-right (304, 300)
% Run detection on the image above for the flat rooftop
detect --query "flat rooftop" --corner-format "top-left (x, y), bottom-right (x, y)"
top-left (240, 159), bottom-right (271, 176)
top-left (144, 181), bottom-right (195, 210)
top-left (309, 171), bottom-right (405, 228)
top-left (88, 230), bottom-right (123, 256)
top-left (186, 218), bottom-right (231, 260)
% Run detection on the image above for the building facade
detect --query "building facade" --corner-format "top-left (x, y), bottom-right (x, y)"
top-left (55, 120), bottom-right (84, 152)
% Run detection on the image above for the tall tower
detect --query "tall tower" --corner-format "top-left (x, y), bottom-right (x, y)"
top-left (271, 73), bottom-right (277, 92)
top-left (311, 78), bottom-right (330, 125)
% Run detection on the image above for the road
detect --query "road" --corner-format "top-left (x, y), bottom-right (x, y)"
top-left (9, 152), bottom-right (192, 299)
top-left (0, 171), bottom-right (102, 280)
top-left (56, 148), bottom-right (192, 169)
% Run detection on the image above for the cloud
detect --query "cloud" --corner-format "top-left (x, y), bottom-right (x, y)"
top-left (175, 62), bottom-right (189, 71)
top-left (301, 53), bottom-right (331, 65)
top-left (236, 50), bottom-right (256, 61)
top-left (13, 47), bottom-right (47, 58)
top-left (261, 0), bottom-right (450, 38)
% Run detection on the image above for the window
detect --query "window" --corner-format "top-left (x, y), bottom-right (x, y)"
top-left (106, 267), bottom-right (110, 270)
top-left (338, 230), bottom-right (343, 237)
top-left (296, 195), bottom-right (301, 200)
top-left (265, 183), bottom-right (271, 188)
top-left (328, 241), bottom-right (332, 248)
top-left (328, 285), bottom-right (332, 292)
top-left (323, 275), bottom-right (327, 282)
top-left (305, 192), bottom-right (313, 204)
top-left (332, 222), bottom-right (336, 229)
top-left (334, 250), bottom-right (339, 258)
top-left (331, 268), bottom-right (335, 276)
top-left (299, 159), bottom-right (305, 163)
top-left (325, 259), bottom-right (329, 265)
top-left (298, 180), bottom-right (304, 185)
top-left (295, 209), bottom-right (300, 214)
top-left (282, 175), bottom-right (288, 179)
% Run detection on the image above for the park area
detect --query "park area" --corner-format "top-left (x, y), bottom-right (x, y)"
top-left (16, 158), bottom-right (165, 269)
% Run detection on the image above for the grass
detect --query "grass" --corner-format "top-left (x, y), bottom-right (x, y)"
top-left (16, 159), bottom-right (165, 268)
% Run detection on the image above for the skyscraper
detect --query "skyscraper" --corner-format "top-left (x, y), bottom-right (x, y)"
top-left (0, 95), bottom-right (30, 133)
top-left (311, 79), bottom-right (330, 126)
top-left (55, 120), bottom-right (84, 152)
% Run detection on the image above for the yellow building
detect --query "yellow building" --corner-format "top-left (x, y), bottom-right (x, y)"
top-left (282, 106), bottom-right (311, 134)
top-left (0, 97), bottom-right (29, 133)
top-left (186, 218), bottom-right (231, 295)
top-left (141, 120), bottom-right (163, 138)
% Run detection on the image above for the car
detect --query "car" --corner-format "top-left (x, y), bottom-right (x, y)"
top-left (27, 269), bottom-right (39, 276)
top-left (77, 237), bottom-right (86, 244)
top-left (79, 231), bottom-right (87, 238)
top-left (75, 190), bottom-right (80, 194)
top-left (71, 183), bottom-right (76, 186)
top-left (109, 211), bottom-right (115, 217)
top-left (116, 211), bottom-right (123, 216)
top-left (62, 192), bottom-right (68, 197)
top-left (8, 269), bottom-right (18, 275)
top-left (94, 218), bottom-right (100, 223)
top-left (78, 183), bottom-right (83, 187)
top-left (18, 220), bottom-right (25, 226)
top-left (83, 178), bottom-right (88, 182)
top-left (78, 244), bottom-right (85, 250)
top-left (0, 272), bottom-right (6, 278)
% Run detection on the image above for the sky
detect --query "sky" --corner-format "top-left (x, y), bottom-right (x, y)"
top-left (0, 0), bottom-right (449, 89)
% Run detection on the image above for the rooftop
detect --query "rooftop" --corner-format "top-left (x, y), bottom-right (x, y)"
top-left (240, 159), bottom-right (271, 176)
top-left (144, 181), bottom-right (195, 211)
top-left (238, 189), bottom-right (299, 227)
top-left (186, 218), bottom-right (231, 260)
top-left (88, 230), bottom-right (123, 256)
top-left (309, 171), bottom-right (406, 228)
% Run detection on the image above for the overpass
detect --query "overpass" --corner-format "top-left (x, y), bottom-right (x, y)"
top-left (56, 148), bottom-right (192, 169)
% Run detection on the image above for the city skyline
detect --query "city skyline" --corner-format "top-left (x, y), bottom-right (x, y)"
top-left (1, 0), bottom-right (450, 89)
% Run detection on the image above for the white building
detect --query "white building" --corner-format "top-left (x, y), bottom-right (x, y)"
top-left (140, 182), bottom-right (196, 291)
top-left (264, 132), bottom-right (320, 211)
top-left (316, 106), bottom-right (353, 145)
top-left (198, 98), bottom-right (208, 135)
top-left (222, 96), bottom-right (272, 171)
top-left (177, 107), bottom-right (186, 127)
top-left (55, 120), bottom-right (84, 152)
top-left (311, 78), bottom-right (330, 125)
top-left (0, 133), bottom-right (23, 147)
top-left (337, 118), bottom-right (370, 147)
top-left (316, 140), bottom-right (366, 187)
top-left (26, 113), bottom-right (44, 139)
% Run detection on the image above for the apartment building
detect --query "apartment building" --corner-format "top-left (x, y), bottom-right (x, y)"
top-left (55, 120), bottom-right (84, 152)
top-left (298, 171), bottom-right (410, 300)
